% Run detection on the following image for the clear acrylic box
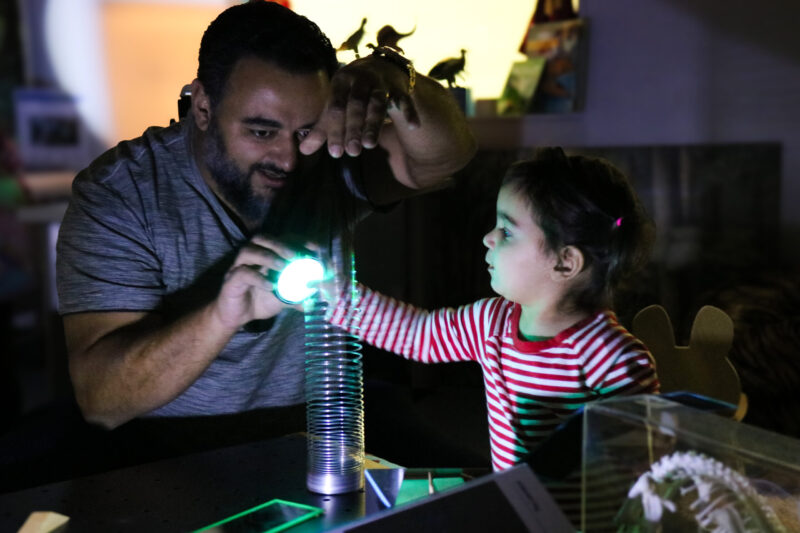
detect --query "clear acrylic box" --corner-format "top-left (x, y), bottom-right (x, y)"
top-left (581, 394), bottom-right (800, 532)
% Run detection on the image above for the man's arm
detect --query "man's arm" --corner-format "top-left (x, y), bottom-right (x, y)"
top-left (300, 53), bottom-right (477, 205)
top-left (65, 308), bottom-right (234, 429)
top-left (65, 236), bottom-right (296, 429)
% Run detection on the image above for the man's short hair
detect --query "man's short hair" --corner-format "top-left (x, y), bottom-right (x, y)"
top-left (197, 2), bottom-right (339, 108)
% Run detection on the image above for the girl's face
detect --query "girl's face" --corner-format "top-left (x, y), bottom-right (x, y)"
top-left (483, 185), bottom-right (559, 304)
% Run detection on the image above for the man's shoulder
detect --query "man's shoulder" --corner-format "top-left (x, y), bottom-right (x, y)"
top-left (76, 120), bottom-right (189, 189)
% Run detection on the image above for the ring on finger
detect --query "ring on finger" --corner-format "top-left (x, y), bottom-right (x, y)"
top-left (370, 89), bottom-right (389, 101)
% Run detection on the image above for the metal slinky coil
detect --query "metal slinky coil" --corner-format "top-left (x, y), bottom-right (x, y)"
top-left (304, 281), bottom-right (365, 495)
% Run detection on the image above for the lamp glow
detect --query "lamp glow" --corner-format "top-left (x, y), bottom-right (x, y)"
top-left (274, 257), bottom-right (324, 304)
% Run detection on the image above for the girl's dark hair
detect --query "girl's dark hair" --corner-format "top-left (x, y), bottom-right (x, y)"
top-left (197, 2), bottom-right (339, 109)
top-left (502, 147), bottom-right (654, 312)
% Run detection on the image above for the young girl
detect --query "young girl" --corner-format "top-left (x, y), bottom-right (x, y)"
top-left (325, 147), bottom-right (660, 472)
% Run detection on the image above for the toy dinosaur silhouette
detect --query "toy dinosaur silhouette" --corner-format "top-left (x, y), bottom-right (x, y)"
top-left (337, 17), bottom-right (367, 58)
top-left (367, 24), bottom-right (416, 53)
top-left (428, 49), bottom-right (467, 88)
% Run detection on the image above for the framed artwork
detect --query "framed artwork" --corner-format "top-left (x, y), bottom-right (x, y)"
top-left (496, 57), bottom-right (547, 116)
top-left (519, 17), bottom-right (587, 113)
top-left (13, 88), bottom-right (93, 170)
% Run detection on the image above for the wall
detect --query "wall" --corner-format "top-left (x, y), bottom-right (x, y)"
top-left (17, 0), bottom-right (542, 146)
top-left (17, 0), bottom-right (232, 147)
top-left (474, 0), bottom-right (800, 265)
top-left (292, 0), bottom-right (537, 100)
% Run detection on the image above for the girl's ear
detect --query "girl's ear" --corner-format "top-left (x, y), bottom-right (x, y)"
top-left (190, 79), bottom-right (212, 131)
top-left (552, 245), bottom-right (584, 280)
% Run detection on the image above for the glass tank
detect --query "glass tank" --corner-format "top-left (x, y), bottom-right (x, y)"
top-left (581, 394), bottom-right (800, 532)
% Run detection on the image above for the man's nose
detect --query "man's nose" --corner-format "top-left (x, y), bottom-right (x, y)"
top-left (268, 134), bottom-right (298, 173)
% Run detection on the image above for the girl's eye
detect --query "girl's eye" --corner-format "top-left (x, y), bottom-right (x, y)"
top-left (494, 226), bottom-right (511, 243)
top-left (296, 129), bottom-right (311, 140)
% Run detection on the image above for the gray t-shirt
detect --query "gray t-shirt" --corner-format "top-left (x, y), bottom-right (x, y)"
top-left (56, 118), bottom-right (369, 417)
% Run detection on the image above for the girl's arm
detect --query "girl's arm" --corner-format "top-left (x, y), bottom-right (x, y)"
top-left (328, 283), bottom-right (490, 364)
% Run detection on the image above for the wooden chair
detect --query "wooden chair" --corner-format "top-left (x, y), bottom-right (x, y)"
top-left (632, 304), bottom-right (748, 421)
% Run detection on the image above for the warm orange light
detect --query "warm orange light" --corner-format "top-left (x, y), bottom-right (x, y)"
top-left (102, 3), bottom-right (224, 141)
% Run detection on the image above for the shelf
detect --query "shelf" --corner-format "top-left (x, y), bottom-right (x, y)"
top-left (19, 171), bottom-right (74, 203)
top-left (468, 113), bottom-right (585, 150)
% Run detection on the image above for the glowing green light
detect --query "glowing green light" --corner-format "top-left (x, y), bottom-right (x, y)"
top-left (274, 257), bottom-right (324, 304)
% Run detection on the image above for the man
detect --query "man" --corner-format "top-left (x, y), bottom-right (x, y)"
top-left (55, 0), bottom-right (475, 445)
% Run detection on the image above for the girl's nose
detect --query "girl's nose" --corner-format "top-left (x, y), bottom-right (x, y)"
top-left (483, 230), bottom-right (495, 249)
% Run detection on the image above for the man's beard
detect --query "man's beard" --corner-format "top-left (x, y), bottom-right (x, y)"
top-left (202, 119), bottom-right (288, 224)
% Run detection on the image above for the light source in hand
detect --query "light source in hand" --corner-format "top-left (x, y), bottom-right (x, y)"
top-left (274, 256), bottom-right (325, 304)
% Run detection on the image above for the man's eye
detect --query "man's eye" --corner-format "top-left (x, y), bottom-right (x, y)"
top-left (252, 129), bottom-right (276, 139)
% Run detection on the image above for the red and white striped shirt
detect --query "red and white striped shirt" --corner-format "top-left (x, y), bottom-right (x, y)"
top-left (329, 284), bottom-right (660, 472)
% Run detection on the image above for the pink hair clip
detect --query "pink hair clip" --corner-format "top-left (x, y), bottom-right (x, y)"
top-left (614, 217), bottom-right (623, 227)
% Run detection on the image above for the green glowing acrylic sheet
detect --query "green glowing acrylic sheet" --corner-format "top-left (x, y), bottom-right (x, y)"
top-left (192, 498), bottom-right (324, 533)
top-left (394, 468), bottom-right (467, 507)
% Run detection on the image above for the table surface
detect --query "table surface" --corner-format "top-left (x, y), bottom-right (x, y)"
top-left (0, 434), bottom-right (390, 533)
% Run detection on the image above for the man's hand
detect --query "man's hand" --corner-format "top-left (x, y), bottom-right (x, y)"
top-left (212, 236), bottom-right (299, 328)
top-left (299, 56), bottom-right (419, 159)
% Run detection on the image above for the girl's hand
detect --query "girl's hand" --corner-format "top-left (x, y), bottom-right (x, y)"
top-left (303, 243), bottom-right (338, 306)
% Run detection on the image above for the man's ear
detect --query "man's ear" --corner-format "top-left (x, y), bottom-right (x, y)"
top-left (190, 79), bottom-right (212, 131)
top-left (552, 245), bottom-right (584, 281)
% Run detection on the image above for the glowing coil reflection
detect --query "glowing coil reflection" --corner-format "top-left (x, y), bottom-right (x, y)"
top-left (304, 253), bottom-right (364, 495)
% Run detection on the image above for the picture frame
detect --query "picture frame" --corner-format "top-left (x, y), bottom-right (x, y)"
top-left (519, 17), bottom-right (587, 113)
top-left (13, 88), bottom-right (93, 170)
top-left (496, 57), bottom-right (547, 116)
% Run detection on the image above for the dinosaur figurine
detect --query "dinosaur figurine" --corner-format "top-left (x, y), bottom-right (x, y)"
top-left (428, 49), bottom-right (467, 88)
top-left (337, 17), bottom-right (367, 58)
top-left (369, 24), bottom-right (416, 53)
